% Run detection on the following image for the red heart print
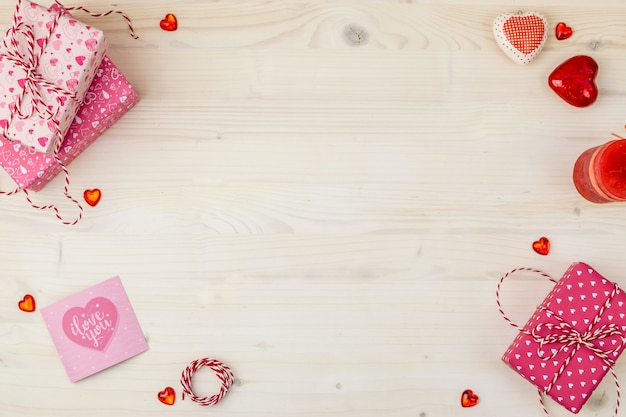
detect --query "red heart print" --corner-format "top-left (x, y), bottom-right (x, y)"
top-left (461, 389), bottom-right (479, 407)
top-left (75, 55), bottom-right (86, 66)
top-left (158, 387), bottom-right (176, 405)
top-left (493, 11), bottom-right (548, 64)
top-left (18, 294), bottom-right (36, 312)
top-left (83, 188), bottom-right (101, 207)
top-left (160, 13), bottom-right (178, 31)
top-left (532, 236), bottom-right (550, 255)
top-left (548, 55), bottom-right (598, 107)
top-left (37, 137), bottom-right (48, 147)
top-left (555, 22), bottom-right (573, 40)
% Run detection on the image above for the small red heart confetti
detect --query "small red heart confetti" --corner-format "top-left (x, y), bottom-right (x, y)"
top-left (18, 294), bottom-right (36, 312)
top-left (83, 189), bottom-right (101, 207)
top-left (548, 55), bottom-right (598, 107)
top-left (158, 387), bottom-right (176, 405)
top-left (160, 13), bottom-right (178, 31)
top-left (555, 22), bottom-right (573, 40)
top-left (461, 389), bottom-right (479, 407)
top-left (532, 237), bottom-right (550, 256)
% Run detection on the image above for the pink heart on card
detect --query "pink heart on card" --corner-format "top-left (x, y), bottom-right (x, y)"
top-left (13, 121), bottom-right (24, 131)
top-left (0, 120), bottom-right (7, 129)
top-left (62, 297), bottom-right (118, 351)
top-left (76, 38), bottom-right (83, 45)
top-left (36, 38), bottom-right (44, 48)
top-left (75, 56), bottom-right (86, 66)
top-left (37, 137), bottom-right (48, 147)
top-left (69, 19), bottom-right (77, 26)
top-left (66, 64), bottom-right (72, 70)
top-left (55, 33), bottom-right (61, 39)
top-left (17, 78), bottom-right (25, 88)
top-left (66, 48), bottom-right (72, 54)
top-left (47, 121), bottom-right (56, 132)
top-left (28, 129), bottom-right (33, 134)
top-left (52, 40), bottom-right (61, 51)
top-left (85, 39), bottom-right (97, 52)
top-left (50, 58), bottom-right (58, 66)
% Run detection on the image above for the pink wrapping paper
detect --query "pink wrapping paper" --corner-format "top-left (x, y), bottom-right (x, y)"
top-left (0, 0), bottom-right (107, 154)
top-left (502, 262), bottom-right (626, 413)
top-left (0, 55), bottom-right (139, 190)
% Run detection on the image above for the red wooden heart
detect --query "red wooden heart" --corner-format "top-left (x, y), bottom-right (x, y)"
top-left (461, 389), bottom-right (479, 407)
top-left (548, 55), bottom-right (598, 107)
top-left (18, 294), bottom-right (36, 312)
top-left (532, 237), bottom-right (550, 256)
top-left (158, 386), bottom-right (176, 405)
top-left (160, 13), bottom-right (178, 31)
top-left (555, 22), bottom-right (573, 40)
top-left (83, 188), bottom-right (101, 207)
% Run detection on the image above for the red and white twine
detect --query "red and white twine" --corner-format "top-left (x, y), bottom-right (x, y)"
top-left (180, 358), bottom-right (235, 407)
top-left (53, 0), bottom-right (139, 39)
top-left (496, 267), bottom-right (622, 417)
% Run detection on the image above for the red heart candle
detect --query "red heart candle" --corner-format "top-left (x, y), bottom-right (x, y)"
top-left (573, 139), bottom-right (626, 203)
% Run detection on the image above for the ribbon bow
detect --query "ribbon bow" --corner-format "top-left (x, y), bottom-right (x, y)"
top-left (532, 308), bottom-right (625, 365)
top-left (0, 9), bottom-right (80, 146)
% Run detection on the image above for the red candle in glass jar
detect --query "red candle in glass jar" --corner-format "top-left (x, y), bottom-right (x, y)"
top-left (573, 139), bottom-right (626, 203)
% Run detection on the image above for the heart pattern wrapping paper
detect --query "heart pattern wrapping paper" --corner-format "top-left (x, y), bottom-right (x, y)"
top-left (502, 262), bottom-right (626, 413)
top-left (0, 0), bottom-right (107, 154)
top-left (0, 55), bottom-right (139, 191)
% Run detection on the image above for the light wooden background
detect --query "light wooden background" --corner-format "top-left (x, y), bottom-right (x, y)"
top-left (2, 1), bottom-right (626, 416)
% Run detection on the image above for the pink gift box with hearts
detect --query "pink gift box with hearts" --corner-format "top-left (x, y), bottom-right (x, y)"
top-left (0, 55), bottom-right (138, 191)
top-left (0, 0), bottom-right (107, 154)
top-left (502, 262), bottom-right (626, 413)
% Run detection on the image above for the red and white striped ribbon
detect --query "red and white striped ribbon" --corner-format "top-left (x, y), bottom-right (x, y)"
top-left (180, 358), bottom-right (235, 407)
top-left (53, 0), bottom-right (138, 39)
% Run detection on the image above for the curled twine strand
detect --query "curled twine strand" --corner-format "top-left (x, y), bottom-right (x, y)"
top-left (496, 267), bottom-right (622, 417)
top-left (54, 0), bottom-right (138, 39)
top-left (180, 358), bottom-right (234, 407)
top-left (0, 0), bottom-right (138, 225)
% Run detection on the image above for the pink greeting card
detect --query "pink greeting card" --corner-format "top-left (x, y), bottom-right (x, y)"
top-left (41, 276), bottom-right (148, 382)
